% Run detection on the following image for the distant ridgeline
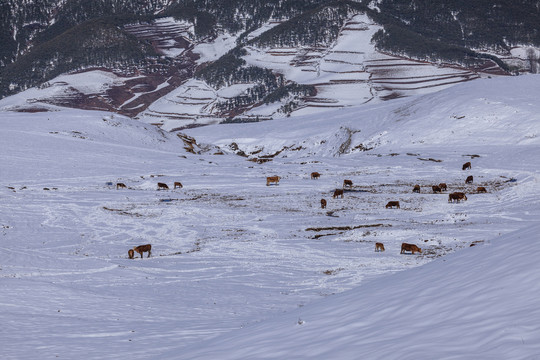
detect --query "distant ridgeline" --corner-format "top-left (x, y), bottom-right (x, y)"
top-left (1, 0), bottom-right (539, 100)
top-left (372, 0), bottom-right (540, 70)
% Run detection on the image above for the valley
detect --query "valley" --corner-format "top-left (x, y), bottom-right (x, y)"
top-left (1, 75), bottom-right (539, 358)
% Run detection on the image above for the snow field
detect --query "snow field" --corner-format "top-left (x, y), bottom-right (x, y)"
top-left (177, 223), bottom-right (540, 360)
top-left (1, 75), bottom-right (540, 359)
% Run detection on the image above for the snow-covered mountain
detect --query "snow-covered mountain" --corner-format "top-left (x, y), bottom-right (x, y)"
top-left (1, 74), bottom-right (539, 359)
top-left (1, 1), bottom-right (539, 127)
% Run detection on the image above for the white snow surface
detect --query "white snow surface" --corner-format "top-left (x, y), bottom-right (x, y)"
top-left (1, 75), bottom-right (540, 359)
top-left (0, 70), bottom-right (143, 113)
top-left (193, 32), bottom-right (239, 64)
top-left (178, 223), bottom-right (540, 360)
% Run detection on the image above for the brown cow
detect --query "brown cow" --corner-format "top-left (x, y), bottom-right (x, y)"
top-left (343, 179), bottom-right (353, 188)
top-left (401, 243), bottom-right (422, 254)
top-left (266, 176), bottom-right (280, 186)
top-left (333, 189), bottom-right (344, 198)
top-left (320, 198), bottom-right (327, 209)
top-left (133, 244), bottom-right (152, 258)
top-left (448, 192), bottom-right (468, 203)
top-left (465, 175), bottom-right (474, 184)
top-left (432, 185), bottom-right (442, 193)
top-left (385, 201), bottom-right (400, 209)
top-left (462, 162), bottom-right (471, 170)
top-left (157, 182), bottom-right (169, 190)
top-left (174, 181), bottom-right (183, 189)
top-left (116, 183), bottom-right (127, 189)
top-left (311, 172), bottom-right (321, 179)
top-left (439, 183), bottom-right (447, 191)
top-left (375, 242), bottom-right (385, 252)
top-left (128, 249), bottom-right (135, 259)
top-left (412, 185), bottom-right (421, 193)
top-left (477, 186), bottom-right (487, 193)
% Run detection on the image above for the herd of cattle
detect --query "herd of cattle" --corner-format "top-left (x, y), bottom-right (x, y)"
top-left (266, 160), bottom-right (485, 255)
top-left (116, 181), bottom-right (183, 190)
top-left (120, 160), bottom-right (484, 258)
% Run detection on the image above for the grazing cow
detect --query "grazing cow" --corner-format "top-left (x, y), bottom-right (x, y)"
top-left (266, 176), bottom-right (280, 186)
top-left (462, 162), bottom-right (472, 170)
top-left (311, 172), bottom-right (321, 179)
top-left (375, 242), bottom-right (385, 252)
top-left (432, 185), bottom-right (442, 193)
top-left (413, 185), bottom-right (421, 193)
top-left (333, 189), bottom-right (344, 198)
top-left (116, 183), bottom-right (127, 189)
top-left (157, 182), bottom-right (169, 190)
top-left (133, 244), bottom-right (152, 258)
top-left (385, 201), bottom-right (400, 209)
top-left (438, 183), bottom-right (447, 191)
top-left (128, 249), bottom-right (135, 259)
top-left (401, 243), bottom-right (422, 254)
top-left (343, 179), bottom-right (353, 188)
top-left (448, 192), bottom-right (468, 203)
top-left (465, 175), bottom-right (474, 184)
top-left (174, 181), bottom-right (183, 189)
top-left (321, 198), bottom-right (327, 209)
top-left (477, 186), bottom-right (487, 193)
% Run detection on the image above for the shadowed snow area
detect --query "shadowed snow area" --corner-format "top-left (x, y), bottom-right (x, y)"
top-left (178, 224), bottom-right (540, 360)
top-left (0, 75), bottom-right (539, 359)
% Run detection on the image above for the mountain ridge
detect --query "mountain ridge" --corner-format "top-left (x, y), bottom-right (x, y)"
top-left (1, 0), bottom-right (539, 125)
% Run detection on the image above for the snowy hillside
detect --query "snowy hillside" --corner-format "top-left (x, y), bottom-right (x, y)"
top-left (185, 75), bottom-right (540, 155)
top-left (1, 75), bottom-right (539, 359)
top-left (2, 11), bottom-right (518, 131)
top-left (3, 0), bottom-right (540, 127)
top-left (178, 224), bottom-right (540, 360)
top-left (138, 13), bottom-right (490, 130)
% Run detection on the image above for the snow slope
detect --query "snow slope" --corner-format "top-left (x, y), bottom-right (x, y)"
top-left (178, 223), bottom-right (540, 360)
top-left (186, 75), bottom-right (540, 154)
top-left (1, 75), bottom-right (539, 359)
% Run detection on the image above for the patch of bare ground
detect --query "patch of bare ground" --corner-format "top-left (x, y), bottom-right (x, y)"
top-left (177, 133), bottom-right (199, 153)
top-left (221, 195), bottom-right (248, 208)
top-left (343, 231), bottom-right (378, 243)
top-left (380, 92), bottom-right (406, 101)
top-left (323, 268), bottom-right (344, 275)
top-left (469, 240), bottom-right (485, 247)
top-left (10, 106), bottom-right (52, 113)
top-left (221, 196), bottom-right (245, 202)
top-left (161, 240), bottom-right (204, 257)
top-left (179, 192), bottom-right (249, 207)
top-left (102, 206), bottom-right (144, 217)
top-left (372, 73), bottom-right (477, 86)
top-left (342, 188), bottom-right (372, 194)
top-left (228, 143), bottom-right (248, 157)
top-left (248, 158), bottom-right (273, 164)
top-left (306, 224), bottom-right (388, 239)
top-left (240, 144), bottom-right (304, 162)
top-left (417, 157), bottom-right (443, 162)
top-left (180, 192), bottom-right (218, 202)
top-left (352, 143), bottom-right (374, 151)
top-left (421, 243), bottom-right (458, 259)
